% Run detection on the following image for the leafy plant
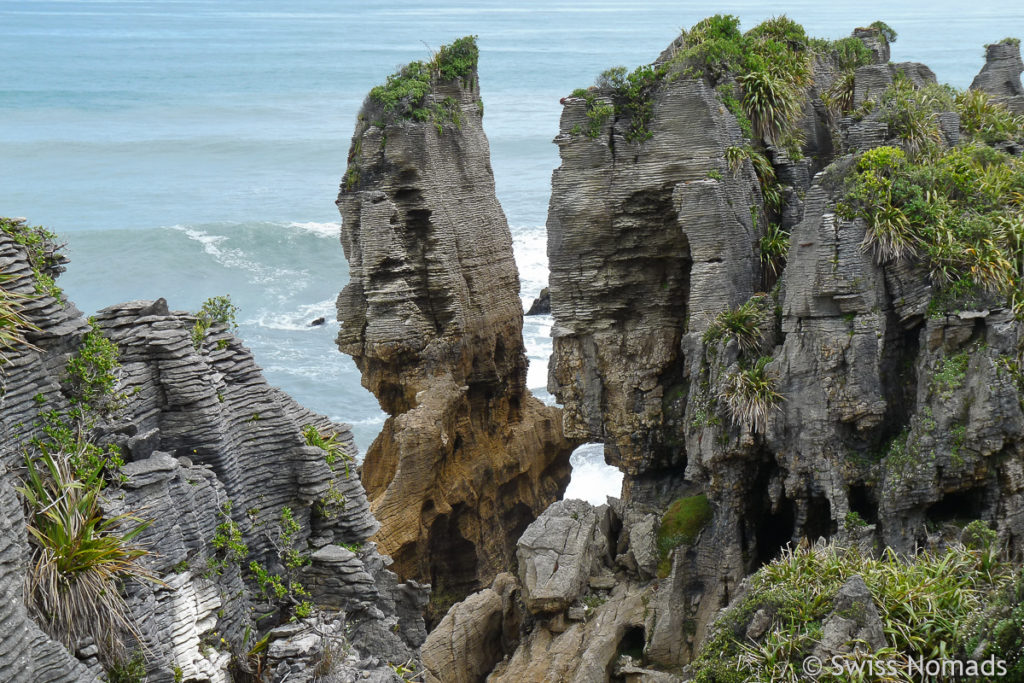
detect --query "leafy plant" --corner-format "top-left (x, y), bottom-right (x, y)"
top-left (704, 295), bottom-right (771, 357)
top-left (0, 217), bottom-right (64, 299)
top-left (722, 356), bottom-right (783, 433)
top-left (868, 20), bottom-right (898, 44)
top-left (303, 424), bottom-right (353, 477)
top-left (367, 36), bottom-right (478, 124)
top-left (760, 222), bottom-right (790, 278)
top-left (19, 446), bottom-right (157, 667)
top-left (191, 294), bottom-right (238, 350)
top-left (0, 271), bottom-right (40, 366)
top-left (65, 321), bottom-right (123, 413)
top-left (692, 540), bottom-right (1011, 683)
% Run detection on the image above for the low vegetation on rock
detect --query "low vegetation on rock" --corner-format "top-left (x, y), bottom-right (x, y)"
top-left (691, 536), bottom-right (1012, 683)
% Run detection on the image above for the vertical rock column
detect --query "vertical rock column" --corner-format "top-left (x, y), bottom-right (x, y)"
top-left (336, 38), bottom-right (576, 600)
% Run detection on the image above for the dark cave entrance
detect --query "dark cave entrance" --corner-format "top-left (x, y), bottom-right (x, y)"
top-left (804, 495), bottom-right (834, 543)
top-left (754, 496), bottom-right (795, 567)
top-left (426, 504), bottom-right (478, 629)
top-left (608, 626), bottom-right (647, 680)
top-left (926, 488), bottom-right (986, 525)
top-left (849, 484), bottom-right (879, 525)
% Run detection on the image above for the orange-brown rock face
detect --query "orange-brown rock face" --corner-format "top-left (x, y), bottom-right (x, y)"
top-left (336, 39), bottom-right (576, 601)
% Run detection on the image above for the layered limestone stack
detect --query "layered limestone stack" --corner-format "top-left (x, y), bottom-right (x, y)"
top-left (529, 25), bottom-right (1024, 676)
top-left (336, 40), bottom-right (576, 598)
top-left (0, 227), bottom-right (424, 682)
top-left (971, 38), bottom-right (1024, 114)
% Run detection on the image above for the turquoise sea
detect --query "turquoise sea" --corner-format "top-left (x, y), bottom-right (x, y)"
top-left (2, 1), bottom-right (1022, 498)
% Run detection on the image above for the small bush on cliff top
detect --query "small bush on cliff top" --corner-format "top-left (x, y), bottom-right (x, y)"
top-left (1, 216), bottom-right (64, 299)
top-left (191, 294), bottom-right (238, 350)
top-left (691, 540), bottom-right (1009, 683)
top-left (367, 36), bottom-right (477, 124)
top-left (839, 133), bottom-right (1024, 314)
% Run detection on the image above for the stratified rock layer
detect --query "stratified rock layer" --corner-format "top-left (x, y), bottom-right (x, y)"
top-left (0, 226), bottom-right (423, 682)
top-left (336, 50), bottom-right (576, 597)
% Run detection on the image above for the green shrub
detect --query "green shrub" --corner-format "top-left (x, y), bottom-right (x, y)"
top-left (0, 217), bottom-right (64, 299)
top-left (191, 294), bottom-right (238, 350)
top-left (868, 20), bottom-right (898, 44)
top-left (107, 652), bottom-right (148, 683)
top-left (839, 138), bottom-right (1024, 313)
top-left (656, 495), bottom-right (712, 577)
top-left (65, 321), bottom-right (123, 413)
top-left (19, 446), bottom-right (156, 667)
top-left (722, 356), bottom-right (783, 432)
top-left (691, 541), bottom-right (1011, 683)
top-left (367, 36), bottom-right (477, 125)
top-left (956, 89), bottom-right (1024, 144)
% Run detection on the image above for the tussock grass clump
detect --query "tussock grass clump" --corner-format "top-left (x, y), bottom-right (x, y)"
top-left (0, 271), bottom-right (39, 366)
top-left (839, 135), bottom-right (1024, 313)
top-left (303, 424), bottom-right (353, 477)
top-left (704, 295), bottom-right (772, 357)
top-left (722, 356), bottom-right (783, 433)
top-left (691, 539), bottom-right (1009, 683)
top-left (19, 446), bottom-right (156, 668)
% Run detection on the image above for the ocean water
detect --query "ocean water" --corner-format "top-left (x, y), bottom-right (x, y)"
top-left (3, 1), bottom-right (1023, 503)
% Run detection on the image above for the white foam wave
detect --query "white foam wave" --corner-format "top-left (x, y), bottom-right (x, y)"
top-left (288, 221), bottom-right (340, 239)
top-left (563, 443), bottom-right (623, 506)
top-left (169, 224), bottom-right (308, 289)
top-left (248, 299), bottom-right (336, 331)
top-left (511, 224), bottom-right (549, 301)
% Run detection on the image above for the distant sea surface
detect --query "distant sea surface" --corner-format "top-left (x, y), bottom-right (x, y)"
top-left (3, 2), bottom-right (1022, 494)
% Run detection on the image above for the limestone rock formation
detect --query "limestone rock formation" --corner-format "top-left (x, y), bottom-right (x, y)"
top-left (971, 39), bottom-right (1024, 113)
top-left (0, 224), bottom-right (423, 682)
top-left (336, 38), bottom-right (576, 600)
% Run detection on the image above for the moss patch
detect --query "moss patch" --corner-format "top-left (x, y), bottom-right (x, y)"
top-left (656, 494), bottom-right (712, 577)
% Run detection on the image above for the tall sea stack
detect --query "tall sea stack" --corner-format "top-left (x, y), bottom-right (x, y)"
top-left (336, 37), bottom-right (576, 606)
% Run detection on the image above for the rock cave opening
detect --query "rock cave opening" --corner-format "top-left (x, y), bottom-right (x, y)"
top-left (926, 487), bottom-right (986, 526)
top-left (849, 484), bottom-right (879, 525)
top-left (804, 495), bottom-right (835, 543)
top-left (562, 443), bottom-right (623, 506)
top-left (754, 496), bottom-right (796, 568)
top-left (609, 625), bottom-right (647, 680)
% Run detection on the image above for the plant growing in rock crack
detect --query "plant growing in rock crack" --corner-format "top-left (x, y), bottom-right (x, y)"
top-left (303, 424), bottom-right (353, 477)
top-left (18, 445), bottom-right (158, 670)
top-left (30, 321), bottom-right (128, 482)
top-left (722, 356), bottom-right (783, 433)
top-left (759, 222), bottom-right (789, 280)
top-left (0, 270), bottom-right (40, 367)
top-left (191, 294), bottom-right (238, 350)
top-left (0, 217), bottom-right (65, 300)
top-left (248, 507), bottom-right (313, 621)
top-left (703, 295), bottom-right (771, 357)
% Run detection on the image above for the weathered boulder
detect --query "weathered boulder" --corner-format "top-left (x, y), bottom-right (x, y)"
top-left (517, 499), bottom-right (611, 615)
top-left (421, 573), bottom-right (519, 683)
top-left (336, 38), bottom-right (576, 598)
top-left (525, 287), bottom-right (551, 316)
top-left (812, 575), bottom-right (887, 660)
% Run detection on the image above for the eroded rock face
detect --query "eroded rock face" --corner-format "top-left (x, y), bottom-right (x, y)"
top-left (971, 39), bottom-right (1024, 113)
top-left (538, 25), bottom-right (1024, 675)
top-left (336, 47), bottom-right (576, 597)
top-left (547, 71), bottom-right (763, 484)
top-left (0, 227), bottom-right (423, 682)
